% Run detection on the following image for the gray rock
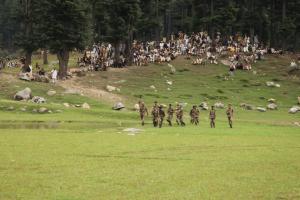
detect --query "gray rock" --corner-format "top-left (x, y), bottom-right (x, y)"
top-left (240, 103), bottom-right (256, 110)
top-left (14, 87), bottom-right (32, 101)
top-left (63, 103), bottom-right (70, 108)
top-left (267, 103), bottom-right (278, 110)
top-left (19, 73), bottom-right (32, 81)
top-left (38, 107), bottom-right (48, 114)
top-left (214, 102), bottom-right (224, 109)
top-left (47, 90), bottom-right (57, 96)
top-left (257, 107), bottom-right (267, 112)
top-left (82, 102), bottom-right (90, 109)
top-left (199, 102), bottom-right (209, 110)
top-left (106, 85), bottom-right (119, 92)
top-left (31, 96), bottom-right (46, 104)
top-left (289, 106), bottom-right (300, 114)
top-left (268, 98), bottom-right (276, 103)
top-left (113, 102), bottom-right (125, 110)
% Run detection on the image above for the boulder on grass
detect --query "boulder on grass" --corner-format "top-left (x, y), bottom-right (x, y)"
top-left (268, 98), bottom-right (276, 103)
top-left (31, 96), bottom-right (46, 104)
top-left (199, 102), bottom-right (209, 110)
top-left (113, 102), bottom-right (125, 110)
top-left (267, 103), bottom-right (277, 110)
top-left (47, 90), bottom-right (57, 96)
top-left (257, 107), bottom-right (267, 112)
top-left (14, 88), bottom-right (32, 101)
top-left (214, 102), bottom-right (224, 109)
top-left (240, 103), bottom-right (256, 110)
top-left (38, 107), bottom-right (48, 114)
top-left (82, 103), bottom-right (90, 109)
top-left (289, 106), bottom-right (300, 114)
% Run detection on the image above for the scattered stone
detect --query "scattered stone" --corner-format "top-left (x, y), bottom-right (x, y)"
top-left (14, 87), bottom-right (32, 101)
top-left (31, 96), bottom-right (46, 104)
top-left (199, 102), bottom-right (209, 110)
top-left (150, 85), bottom-right (156, 90)
top-left (82, 102), bottom-right (91, 109)
top-left (257, 107), bottom-right (267, 112)
top-left (32, 109), bottom-right (38, 113)
top-left (166, 80), bottom-right (173, 85)
top-left (75, 104), bottom-right (81, 108)
top-left (134, 104), bottom-right (140, 111)
top-left (289, 106), bottom-right (300, 114)
top-left (214, 102), bottom-right (224, 109)
top-left (63, 103), bottom-right (70, 108)
top-left (266, 81), bottom-right (280, 88)
top-left (268, 98), bottom-right (276, 103)
top-left (240, 103), bottom-right (256, 110)
top-left (38, 107), bottom-right (48, 114)
top-left (47, 90), bottom-right (57, 96)
top-left (106, 85), bottom-right (118, 92)
top-left (267, 103), bottom-right (278, 110)
top-left (113, 102), bottom-right (125, 110)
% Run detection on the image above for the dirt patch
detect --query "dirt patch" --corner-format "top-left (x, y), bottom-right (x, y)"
top-left (58, 77), bottom-right (124, 103)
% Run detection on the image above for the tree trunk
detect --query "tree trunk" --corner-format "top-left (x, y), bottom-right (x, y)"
top-left (282, 0), bottom-right (286, 22)
top-left (57, 49), bottom-right (69, 79)
top-left (210, 0), bottom-right (215, 39)
top-left (25, 51), bottom-right (32, 67)
top-left (125, 29), bottom-right (133, 66)
top-left (43, 49), bottom-right (48, 65)
top-left (114, 42), bottom-right (120, 66)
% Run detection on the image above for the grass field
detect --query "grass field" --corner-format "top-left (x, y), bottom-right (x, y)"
top-left (0, 53), bottom-right (300, 199)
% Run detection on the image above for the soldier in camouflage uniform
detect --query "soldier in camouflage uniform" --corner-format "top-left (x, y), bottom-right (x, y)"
top-left (176, 104), bottom-right (185, 126)
top-left (190, 105), bottom-right (200, 125)
top-left (158, 105), bottom-right (166, 128)
top-left (167, 104), bottom-right (174, 126)
top-left (209, 106), bottom-right (216, 128)
top-left (226, 104), bottom-right (234, 128)
top-left (139, 102), bottom-right (148, 126)
top-left (151, 101), bottom-right (160, 127)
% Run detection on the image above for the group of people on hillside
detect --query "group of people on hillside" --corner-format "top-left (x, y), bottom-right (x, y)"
top-left (80, 31), bottom-right (287, 74)
top-left (138, 101), bottom-right (234, 129)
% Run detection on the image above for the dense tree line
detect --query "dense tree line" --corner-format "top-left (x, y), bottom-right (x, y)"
top-left (0, 0), bottom-right (299, 78)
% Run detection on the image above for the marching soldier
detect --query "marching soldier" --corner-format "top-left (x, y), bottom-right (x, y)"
top-left (151, 102), bottom-right (160, 127)
top-left (190, 105), bottom-right (200, 125)
top-left (158, 105), bottom-right (165, 128)
top-left (139, 102), bottom-right (148, 126)
top-left (167, 104), bottom-right (174, 126)
top-left (209, 106), bottom-right (216, 128)
top-left (226, 104), bottom-right (234, 128)
top-left (176, 104), bottom-right (186, 126)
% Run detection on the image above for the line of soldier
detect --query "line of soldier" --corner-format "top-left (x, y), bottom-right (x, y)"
top-left (139, 101), bottom-right (234, 128)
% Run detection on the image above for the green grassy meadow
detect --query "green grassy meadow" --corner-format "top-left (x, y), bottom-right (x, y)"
top-left (0, 54), bottom-right (300, 199)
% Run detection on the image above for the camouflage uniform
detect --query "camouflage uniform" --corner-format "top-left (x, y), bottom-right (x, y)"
top-left (209, 106), bottom-right (216, 128)
top-left (226, 105), bottom-right (234, 128)
top-left (167, 104), bottom-right (174, 126)
top-left (176, 105), bottom-right (185, 126)
top-left (151, 101), bottom-right (160, 127)
top-left (139, 102), bottom-right (148, 126)
top-left (158, 106), bottom-right (166, 128)
top-left (190, 106), bottom-right (200, 125)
